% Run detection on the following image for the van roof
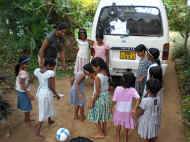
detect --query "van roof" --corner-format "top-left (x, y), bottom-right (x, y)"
top-left (98, 0), bottom-right (165, 7)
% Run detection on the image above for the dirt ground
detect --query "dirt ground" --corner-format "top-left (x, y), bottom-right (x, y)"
top-left (0, 59), bottom-right (186, 142)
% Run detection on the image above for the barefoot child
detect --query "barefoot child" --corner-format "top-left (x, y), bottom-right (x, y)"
top-left (138, 79), bottom-right (162, 142)
top-left (34, 58), bottom-right (60, 137)
top-left (135, 44), bottom-right (150, 97)
top-left (15, 56), bottom-right (34, 124)
top-left (70, 63), bottom-right (95, 121)
top-left (112, 72), bottom-right (140, 142)
top-left (87, 57), bottom-right (112, 139)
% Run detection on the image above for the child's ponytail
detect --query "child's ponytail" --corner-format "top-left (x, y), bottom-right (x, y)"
top-left (155, 58), bottom-right (161, 66)
top-left (15, 64), bottom-right (20, 76)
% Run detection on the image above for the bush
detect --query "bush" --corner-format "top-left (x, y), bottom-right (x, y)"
top-left (172, 44), bottom-right (187, 60)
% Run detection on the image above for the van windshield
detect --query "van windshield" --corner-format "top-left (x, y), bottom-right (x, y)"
top-left (97, 6), bottom-right (163, 36)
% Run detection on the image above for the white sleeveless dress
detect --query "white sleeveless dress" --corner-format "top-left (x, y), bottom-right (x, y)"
top-left (74, 39), bottom-right (90, 74)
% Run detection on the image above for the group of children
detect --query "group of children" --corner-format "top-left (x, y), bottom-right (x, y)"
top-left (15, 28), bottom-right (163, 142)
top-left (70, 28), bottom-right (163, 142)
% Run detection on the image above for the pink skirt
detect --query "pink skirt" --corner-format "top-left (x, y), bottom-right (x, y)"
top-left (74, 57), bottom-right (89, 74)
top-left (113, 111), bottom-right (135, 129)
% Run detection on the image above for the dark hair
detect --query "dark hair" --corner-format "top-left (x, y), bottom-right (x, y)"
top-left (122, 72), bottom-right (136, 88)
top-left (69, 137), bottom-right (93, 142)
top-left (91, 57), bottom-right (109, 76)
top-left (44, 58), bottom-right (56, 67)
top-left (78, 28), bottom-right (87, 40)
top-left (148, 48), bottom-right (161, 65)
top-left (83, 63), bottom-right (94, 73)
top-left (146, 78), bottom-right (161, 96)
top-left (15, 56), bottom-right (30, 76)
top-left (96, 32), bottom-right (104, 40)
top-left (135, 44), bottom-right (147, 52)
top-left (149, 66), bottom-right (163, 85)
top-left (55, 22), bottom-right (69, 30)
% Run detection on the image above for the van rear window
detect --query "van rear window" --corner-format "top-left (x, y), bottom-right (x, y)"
top-left (97, 6), bottom-right (163, 36)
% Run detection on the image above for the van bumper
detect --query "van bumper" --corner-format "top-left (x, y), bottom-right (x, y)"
top-left (109, 63), bottom-right (168, 76)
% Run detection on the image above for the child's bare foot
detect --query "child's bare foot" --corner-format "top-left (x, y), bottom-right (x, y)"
top-left (91, 134), bottom-right (105, 139)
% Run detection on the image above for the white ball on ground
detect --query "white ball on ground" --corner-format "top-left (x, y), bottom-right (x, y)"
top-left (56, 128), bottom-right (70, 142)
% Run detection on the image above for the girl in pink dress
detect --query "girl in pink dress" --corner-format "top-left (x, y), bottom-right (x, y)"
top-left (112, 72), bottom-right (140, 142)
top-left (92, 33), bottom-right (109, 64)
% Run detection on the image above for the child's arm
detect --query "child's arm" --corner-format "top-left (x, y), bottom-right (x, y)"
top-left (89, 76), bottom-right (101, 108)
top-left (19, 78), bottom-right (34, 100)
top-left (136, 107), bottom-right (144, 118)
top-left (76, 73), bottom-right (86, 100)
top-left (48, 77), bottom-right (60, 99)
top-left (132, 98), bottom-right (140, 114)
top-left (90, 47), bottom-right (95, 57)
top-left (87, 39), bottom-right (94, 46)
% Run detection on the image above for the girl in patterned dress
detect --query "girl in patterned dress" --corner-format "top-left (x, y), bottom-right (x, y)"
top-left (74, 28), bottom-right (92, 75)
top-left (138, 78), bottom-right (162, 142)
top-left (112, 72), bottom-right (140, 142)
top-left (70, 63), bottom-right (95, 121)
top-left (87, 57), bottom-right (112, 139)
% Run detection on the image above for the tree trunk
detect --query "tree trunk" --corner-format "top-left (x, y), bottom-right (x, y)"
top-left (184, 31), bottom-right (189, 50)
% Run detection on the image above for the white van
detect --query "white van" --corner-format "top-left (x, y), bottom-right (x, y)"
top-left (91, 0), bottom-right (169, 76)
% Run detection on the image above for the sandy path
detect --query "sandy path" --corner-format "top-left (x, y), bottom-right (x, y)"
top-left (0, 60), bottom-right (186, 142)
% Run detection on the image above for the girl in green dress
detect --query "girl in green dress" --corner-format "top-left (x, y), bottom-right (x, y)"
top-left (88, 57), bottom-right (112, 139)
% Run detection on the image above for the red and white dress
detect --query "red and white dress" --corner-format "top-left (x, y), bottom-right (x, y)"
top-left (74, 39), bottom-right (90, 75)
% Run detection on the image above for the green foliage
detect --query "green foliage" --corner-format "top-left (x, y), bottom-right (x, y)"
top-left (183, 101), bottom-right (190, 122)
top-left (0, 0), bottom-right (99, 120)
top-left (165, 0), bottom-right (190, 48)
top-left (172, 44), bottom-right (187, 59)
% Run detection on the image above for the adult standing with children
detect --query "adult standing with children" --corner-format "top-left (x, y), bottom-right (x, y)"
top-left (38, 22), bottom-right (69, 69)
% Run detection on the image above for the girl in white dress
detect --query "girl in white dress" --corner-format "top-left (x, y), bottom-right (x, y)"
top-left (138, 78), bottom-right (162, 142)
top-left (34, 58), bottom-right (60, 138)
top-left (74, 28), bottom-right (93, 75)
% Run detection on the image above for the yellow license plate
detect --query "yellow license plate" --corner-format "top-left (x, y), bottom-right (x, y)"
top-left (120, 51), bottom-right (136, 60)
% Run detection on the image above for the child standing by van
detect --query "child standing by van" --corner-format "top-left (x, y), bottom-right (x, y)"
top-left (15, 56), bottom-right (34, 124)
top-left (92, 33), bottom-right (109, 64)
top-left (142, 48), bottom-right (162, 97)
top-left (88, 57), bottom-right (112, 139)
top-left (138, 78), bottom-right (162, 142)
top-left (70, 63), bottom-right (95, 121)
top-left (74, 28), bottom-right (92, 74)
top-left (135, 44), bottom-right (150, 97)
top-left (112, 72), bottom-right (140, 142)
top-left (146, 48), bottom-right (162, 81)
top-left (34, 58), bottom-right (60, 138)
